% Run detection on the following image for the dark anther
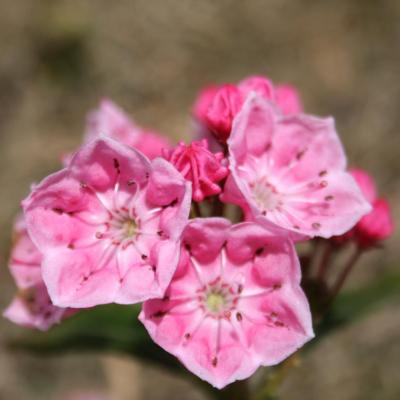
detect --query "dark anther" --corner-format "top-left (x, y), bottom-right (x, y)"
top-left (52, 207), bottom-right (64, 214)
top-left (296, 150), bottom-right (305, 160)
top-left (184, 333), bottom-right (191, 340)
top-left (152, 310), bottom-right (167, 318)
top-left (325, 195), bottom-right (334, 201)
top-left (113, 158), bottom-right (121, 173)
top-left (273, 283), bottom-right (282, 290)
top-left (312, 222), bottom-right (321, 229)
top-left (68, 243), bottom-right (75, 249)
top-left (255, 247), bottom-right (264, 256)
top-left (236, 312), bottom-right (243, 322)
top-left (212, 357), bottom-right (218, 367)
top-left (319, 170), bottom-right (327, 177)
top-left (141, 254), bottom-right (148, 260)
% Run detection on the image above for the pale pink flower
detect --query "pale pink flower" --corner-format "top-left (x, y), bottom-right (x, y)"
top-left (3, 215), bottom-right (72, 331)
top-left (23, 138), bottom-right (191, 308)
top-left (222, 94), bottom-right (371, 238)
top-left (140, 218), bottom-right (314, 389)
top-left (85, 99), bottom-right (171, 160)
top-left (163, 139), bottom-right (229, 202)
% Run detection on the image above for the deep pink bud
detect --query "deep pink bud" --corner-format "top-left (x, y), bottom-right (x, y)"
top-left (332, 168), bottom-right (393, 247)
top-left (350, 168), bottom-right (377, 204)
top-left (192, 85), bottom-right (220, 123)
top-left (205, 84), bottom-right (243, 142)
top-left (164, 139), bottom-right (229, 202)
top-left (355, 198), bottom-right (394, 247)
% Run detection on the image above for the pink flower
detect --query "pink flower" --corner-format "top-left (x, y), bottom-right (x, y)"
top-left (163, 139), bottom-right (229, 202)
top-left (140, 218), bottom-right (314, 389)
top-left (222, 94), bottom-right (371, 238)
top-left (3, 215), bottom-right (72, 331)
top-left (193, 76), bottom-right (304, 144)
top-left (23, 138), bottom-right (191, 308)
top-left (336, 168), bottom-right (394, 247)
top-left (85, 99), bottom-right (171, 160)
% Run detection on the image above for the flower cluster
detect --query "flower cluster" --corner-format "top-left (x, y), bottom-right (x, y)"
top-left (4, 76), bottom-right (394, 389)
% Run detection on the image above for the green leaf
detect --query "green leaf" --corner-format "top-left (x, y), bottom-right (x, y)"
top-left (7, 304), bottom-right (181, 372)
top-left (314, 273), bottom-right (400, 341)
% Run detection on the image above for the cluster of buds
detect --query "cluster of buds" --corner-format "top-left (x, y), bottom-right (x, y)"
top-left (4, 75), bottom-right (393, 389)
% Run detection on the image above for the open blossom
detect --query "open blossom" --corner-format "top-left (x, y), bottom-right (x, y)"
top-left (163, 139), bottom-right (229, 202)
top-left (23, 138), bottom-right (191, 308)
top-left (140, 218), bottom-right (313, 389)
top-left (84, 99), bottom-right (171, 160)
top-left (222, 94), bottom-right (371, 238)
top-left (3, 215), bottom-right (72, 330)
top-left (193, 75), bottom-right (303, 143)
top-left (335, 168), bottom-right (394, 247)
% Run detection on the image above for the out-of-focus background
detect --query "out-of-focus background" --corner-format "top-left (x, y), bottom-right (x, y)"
top-left (0, 1), bottom-right (399, 399)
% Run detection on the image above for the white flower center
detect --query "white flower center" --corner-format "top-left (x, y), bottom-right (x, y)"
top-left (251, 178), bottom-right (281, 213)
top-left (203, 284), bottom-right (234, 317)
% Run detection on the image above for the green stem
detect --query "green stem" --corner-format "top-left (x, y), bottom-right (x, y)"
top-left (192, 201), bottom-right (202, 218)
top-left (254, 354), bottom-right (301, 400)
top-left (328, 247), bottom-right (363, 305)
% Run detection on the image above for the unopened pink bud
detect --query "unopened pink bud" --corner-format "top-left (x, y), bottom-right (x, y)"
top-left (164, 139), bottom-right (229, 202)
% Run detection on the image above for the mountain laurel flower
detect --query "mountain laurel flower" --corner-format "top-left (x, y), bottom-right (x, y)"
top-left (84, 99), bottom-right (171, 160)
top-left (163, 139), bottom-right (229, 202)
top-left (23, 138), bottom-right (191, 308)
top-left (222, 94), bottom-right (371, 238)
top-left (140, 218), bottom-right (314, 389)
top-left (193, 75), bottom-right (303, 143)
top-left (3, 215), bottom-right (73, 330)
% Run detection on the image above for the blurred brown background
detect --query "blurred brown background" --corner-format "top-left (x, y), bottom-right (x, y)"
top-left (0, 1), bottom-right (399, 399)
